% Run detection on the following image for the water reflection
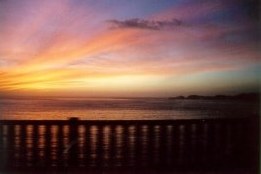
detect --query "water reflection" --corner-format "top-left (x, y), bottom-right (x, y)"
top-left (140, 125), bottom-right (148, 166)
top-left (38, 125), bottom-right (46, 166)
top-left (115, 125), bottom-right (123, 166)
top-left (78, 125), bottom-right (85, 167)
top-left (0, 119), bottom-right (257, 171)
top-left (50, 125), bottom-right (58, 167)
top-left (14, 125), bottom-right (21, 167)
top-left (90, 125), bottom-right (98, 167)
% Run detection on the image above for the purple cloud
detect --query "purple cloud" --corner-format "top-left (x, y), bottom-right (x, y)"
top-left (108, 18), bottom-right (182, 30)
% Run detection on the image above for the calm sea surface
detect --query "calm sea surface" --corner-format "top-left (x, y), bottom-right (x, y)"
top-left (0, 97), bottom-right (258, 171)
top-left (0, 97), bottom-right (258, 120)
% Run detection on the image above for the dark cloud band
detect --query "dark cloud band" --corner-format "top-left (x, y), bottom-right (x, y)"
top-left (107, 18), bottom-right (182, 30)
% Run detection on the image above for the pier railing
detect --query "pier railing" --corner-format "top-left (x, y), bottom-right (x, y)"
top-left (0, 118), bottom-right (258, 172)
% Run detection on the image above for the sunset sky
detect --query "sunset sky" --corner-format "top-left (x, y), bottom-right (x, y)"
top-left (0, 0), bottom-right (260, 97)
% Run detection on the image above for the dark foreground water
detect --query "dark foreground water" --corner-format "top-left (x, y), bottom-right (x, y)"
top-left (0, 97), bottom-right (258, 120)
top-left (0, 98), bottom-right (259, 173)
top-left (0, 118), bottom-right (259, 173)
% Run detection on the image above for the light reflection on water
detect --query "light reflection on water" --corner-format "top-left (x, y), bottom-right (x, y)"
top-left (90, 125), bottom-right (98, 167)
top-left (115, 125), bottom-right (123, 166)
top-left (50, 125), bottom-right (58, 166)
top-left (0, 120), bottom-right (255, 170)
top-left (78, 125), bottom-right (85, 167)
top-left (140, 125), bottom-right (148, 166)
top-left (14, 126), bottom-right (20, 166)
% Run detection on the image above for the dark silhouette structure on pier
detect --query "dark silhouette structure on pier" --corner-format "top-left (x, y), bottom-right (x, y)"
top-left (0, 117), bottom-right (258, 173)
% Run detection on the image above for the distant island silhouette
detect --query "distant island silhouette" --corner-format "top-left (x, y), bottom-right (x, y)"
top-left (169, 92), bottom-right (260, 101)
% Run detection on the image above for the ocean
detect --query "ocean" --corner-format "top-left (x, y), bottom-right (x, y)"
top-left (0, 97), bottom-right (258, 120)
top-left (0, 97), bottom-right (258, 172)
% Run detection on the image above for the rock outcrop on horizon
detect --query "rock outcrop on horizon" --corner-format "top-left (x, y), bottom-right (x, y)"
top-left (169, 92), bottom-right (259, 101)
